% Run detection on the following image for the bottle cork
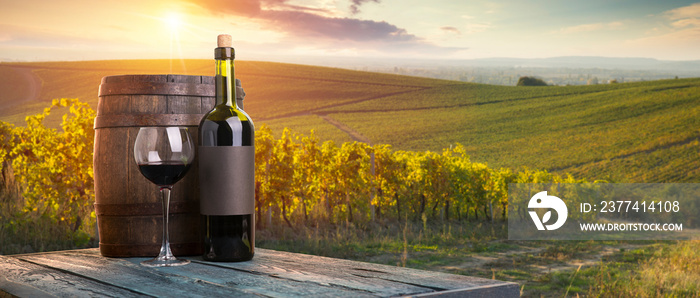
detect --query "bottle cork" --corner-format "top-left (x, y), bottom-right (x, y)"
top-left (217, 34), bottom-right (232, 48)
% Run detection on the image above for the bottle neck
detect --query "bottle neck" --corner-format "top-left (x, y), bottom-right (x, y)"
top-left (215, 49), bottom-right (237, 108)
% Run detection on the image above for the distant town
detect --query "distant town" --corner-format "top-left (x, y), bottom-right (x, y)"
top-left (280, 56), bottom-right (700, 86)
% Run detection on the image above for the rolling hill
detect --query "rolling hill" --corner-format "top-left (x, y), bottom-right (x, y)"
top-left (0, 59), bottom-right (698, 183)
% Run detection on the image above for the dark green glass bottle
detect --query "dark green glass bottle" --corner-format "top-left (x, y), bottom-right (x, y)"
top-left (198, 34), bottom-right (255, 262)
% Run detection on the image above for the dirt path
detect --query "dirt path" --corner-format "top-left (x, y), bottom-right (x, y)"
top-left (318, 114), bottom-right (372, 143)
top-left (257, 87), bottom-right (429, 122)
top-left (451, 243), bottom-right (645, 275)
top-left (20, 67), bottom-right (42, 103)
top-left (257, 87), bottom-right (430, 144)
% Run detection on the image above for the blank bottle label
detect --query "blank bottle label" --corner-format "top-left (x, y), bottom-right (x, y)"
top-left (199, 146), bottom-right (255, 215)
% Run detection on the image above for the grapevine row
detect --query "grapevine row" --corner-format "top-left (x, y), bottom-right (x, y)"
top-left (0, 99), bottom-right (577, 237)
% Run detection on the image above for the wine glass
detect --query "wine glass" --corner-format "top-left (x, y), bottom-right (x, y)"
top-left (134, 126), bottom-right (194, 267)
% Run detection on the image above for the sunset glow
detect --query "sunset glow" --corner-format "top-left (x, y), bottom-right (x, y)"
top-left (1, 0), bottom-right (699, 62)
top-left (164, 12), bottom-right (184, 32)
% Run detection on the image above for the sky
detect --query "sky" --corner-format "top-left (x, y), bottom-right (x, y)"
top-left (1, 0), bottom-right (700, 62)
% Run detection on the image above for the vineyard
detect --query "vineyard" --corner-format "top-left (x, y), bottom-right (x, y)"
top-left (0, 98), bottom-right (576, 252)
top-left (1, 60), bottom-right (700, 295)
top-left (1, 60), bottom-right (699, 242)
top-left (2, 60), bottom-right (698, 185)
top-left (253, 126), bottom-right (582, 229)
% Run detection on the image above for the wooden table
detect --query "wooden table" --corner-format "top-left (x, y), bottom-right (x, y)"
top-left (0, 248), bottom-right (519, 297)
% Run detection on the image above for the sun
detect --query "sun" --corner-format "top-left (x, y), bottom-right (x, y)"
top-left (163, 12), bottom-right (183, 32)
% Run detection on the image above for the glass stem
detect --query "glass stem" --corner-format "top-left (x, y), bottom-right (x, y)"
top-left (159, 186), bottom-right (174, 259)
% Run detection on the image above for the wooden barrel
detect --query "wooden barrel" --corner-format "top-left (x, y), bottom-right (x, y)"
top-left (93, 74), bottom-right (216, 257)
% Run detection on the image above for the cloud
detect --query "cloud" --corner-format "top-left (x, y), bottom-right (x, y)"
top-left (188, 0), bottom-right (467, 57)
top-left (665, 3), bottom-right (700, 20)
top-left (440, 26), bottom-right (461, 34)
top-left (187, 0), bottom-right (467, 57)
top-left (350, 0), bottom-right (379, 15)
top-left (665, 3), bottom-right (700, 29)
top-left (262, 10), bottom-right (416, 42)
top-left (624, 26), bottom-right (700, 60)
top-left (552, 21), bottom-right (624, 34)
top-left (193, 0), bottom-right (413, 42)
top-left (195, 0), bottom-right (264, 16)
top-left (622, 3), bottom-right (700, 60)
top-left (672, 18), bottom-right (700, 28)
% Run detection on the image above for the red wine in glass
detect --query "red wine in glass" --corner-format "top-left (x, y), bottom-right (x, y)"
top-left (138, 162), bottom-right (190, 186)
top-left (134, 127), bottom-right (194, 267)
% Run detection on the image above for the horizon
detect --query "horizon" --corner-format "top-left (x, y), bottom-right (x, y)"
top-left (3, 54), bottom-right (700, 64)
top-left (2, 1), bottom-right (700, 63)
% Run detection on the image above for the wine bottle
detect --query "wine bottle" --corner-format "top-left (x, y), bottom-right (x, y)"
top-left (198, 34), bottom-right (255, 262)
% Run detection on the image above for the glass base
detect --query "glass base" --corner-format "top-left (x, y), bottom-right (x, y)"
top-left (141, 255), bottom-right (190, 267)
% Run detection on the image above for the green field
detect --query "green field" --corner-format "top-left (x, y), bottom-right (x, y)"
top-left (1, 59), bottom-right (698, 183)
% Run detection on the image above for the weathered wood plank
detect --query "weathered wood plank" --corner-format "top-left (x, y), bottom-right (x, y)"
top-left (256, 251), bottom-right (519, 297)
top-left (2, 248), bottom-right (519, 297)
top-left (0, 254), bottom-right (144, 297)
top-left (132, 258), bottom-right (373, 297)
top-left (255, 249), bottom-right (519, 292)
top-left (406, 283), bottom-right (522, 298)
top-left (15, 250), bottom-right (257, 297)
top-left (14, 249), bottom-right (371, 297)
top-left (191, 252), bottom-right (434, 297)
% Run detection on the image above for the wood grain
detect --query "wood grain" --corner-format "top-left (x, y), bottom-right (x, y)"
top-left (0, 248), bottom-right (519, 297)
